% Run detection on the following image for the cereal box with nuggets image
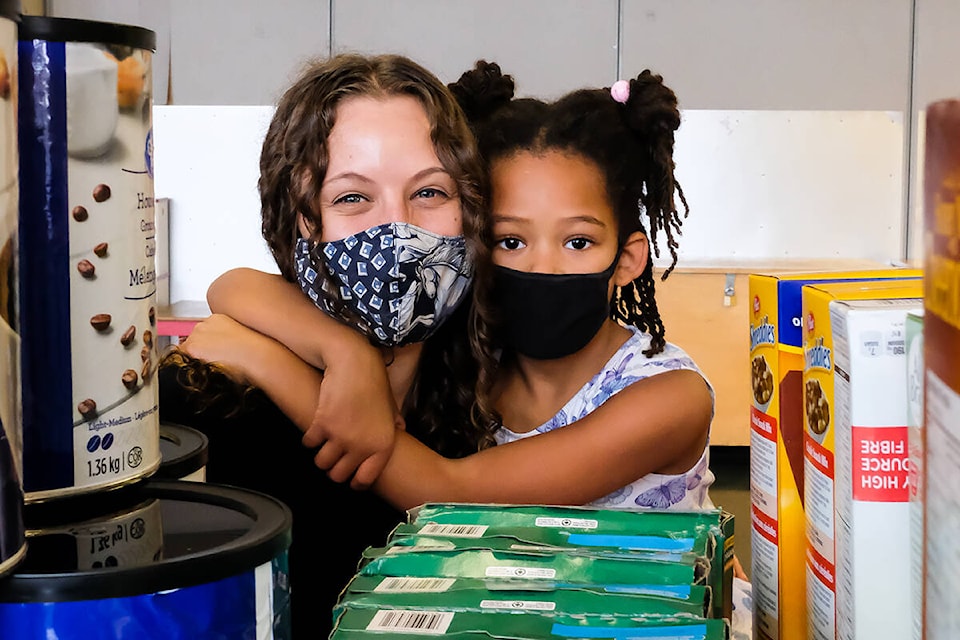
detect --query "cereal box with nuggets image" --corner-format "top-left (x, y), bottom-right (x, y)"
top-left (748, 268), bottom-right (919, 640)
top-left (801, 279), bottom-right (922, 640)
top-left (921, 98), bottom-right (960, 640)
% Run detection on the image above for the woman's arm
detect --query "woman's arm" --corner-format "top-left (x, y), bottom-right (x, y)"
top-left (207, 267), bottom-right (371, 370)
top-left (180, 313), bottom-right (398, 488)
top-left (373, 369), bottom-right (712, 511)
top-left (180, 313), bottom-right (325, 429)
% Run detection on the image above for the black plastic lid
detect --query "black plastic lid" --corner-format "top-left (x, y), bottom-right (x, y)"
top-left (0, 1), bottom-right (20, 22)
top-left (19, 15), bottom-right (156, 51)
top-left (157, 423), bottom-right (209, 480)
top-left (0, 480), bottom-right (292, 602)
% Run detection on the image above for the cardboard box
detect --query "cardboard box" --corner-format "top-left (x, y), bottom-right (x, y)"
top-left (921, 98), bottom-right (960, 640)
top-left (330, 606), bottom-right (729, 639)
top-left (747, 268), bottom-right (920, 640)
top-left (801, 280), bottom-right (922, 640)
top-left (906, 310), bottom-right (924, 640)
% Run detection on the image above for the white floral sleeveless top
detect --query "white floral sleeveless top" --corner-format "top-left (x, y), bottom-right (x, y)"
top-left (495, 326), bottom-right (716, 511)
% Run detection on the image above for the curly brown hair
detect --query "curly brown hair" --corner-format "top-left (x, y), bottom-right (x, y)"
top-left (164, 53), bottom-right (499, 456)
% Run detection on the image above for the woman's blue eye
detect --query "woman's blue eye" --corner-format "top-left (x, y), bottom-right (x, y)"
top-left (334, 193), bottom-right (366, 205)
top-left (415, 188), bottom-right (446, 199)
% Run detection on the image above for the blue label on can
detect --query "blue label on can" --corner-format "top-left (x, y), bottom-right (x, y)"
top-left (0, 554), bottom-right (291, 639)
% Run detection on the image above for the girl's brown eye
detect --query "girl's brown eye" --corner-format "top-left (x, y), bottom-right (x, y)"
top-left (565, 237), bottom-right (592, 250)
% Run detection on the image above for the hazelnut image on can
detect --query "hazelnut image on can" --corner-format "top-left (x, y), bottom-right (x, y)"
top-left (93, 242), bottom-right (108, 257)
top-left (90, 314), bottom-right (112, 332)
top-left (78, 398), bottom-right (98, 420)
top-left (77, 259), bottom-right (96, 278)
top-left (121, 369), bottom-right (138, 390)
top-left (120, 325), bottom-right (136, 347)
top-left (92, 183), bottom-right (111, 202)
top-left (72, 205), bottom-right (88, 222)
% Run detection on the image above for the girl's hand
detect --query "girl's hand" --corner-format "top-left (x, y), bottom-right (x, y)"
top-left (306, 339), bottom-right (401, 490)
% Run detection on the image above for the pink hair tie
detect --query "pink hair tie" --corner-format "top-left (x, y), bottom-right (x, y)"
top-left (610, 80), bottom-right (630, 104)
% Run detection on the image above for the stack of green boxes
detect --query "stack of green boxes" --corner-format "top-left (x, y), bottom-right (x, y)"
top-left (330, 504), bottom-right (735, 639)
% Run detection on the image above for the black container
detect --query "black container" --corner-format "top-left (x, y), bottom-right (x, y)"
top-left (0, 480), bottom-right (292, 639)
top-left (157, 422), bottom-right (209, 481)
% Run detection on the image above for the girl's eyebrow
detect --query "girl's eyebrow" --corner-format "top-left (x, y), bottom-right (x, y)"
top-left (564, 215), bottom-right (606, 227)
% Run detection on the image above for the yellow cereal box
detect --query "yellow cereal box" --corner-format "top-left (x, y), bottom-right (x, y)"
top-left (748, 269), bottom-right (920, 640)
top-left (801, 279), bottom-right (922, 640)
top-left (921, 99), bottom-right (960, 640)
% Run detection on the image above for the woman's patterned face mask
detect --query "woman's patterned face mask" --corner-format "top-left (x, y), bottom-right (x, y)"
top-left (294, 222), bottom-right (474, 347)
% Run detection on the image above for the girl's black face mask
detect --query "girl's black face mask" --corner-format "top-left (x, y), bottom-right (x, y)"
top-left (491, 255), bottom-right (619, 360)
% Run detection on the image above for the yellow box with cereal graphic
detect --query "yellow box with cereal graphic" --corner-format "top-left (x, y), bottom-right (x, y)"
top-left (748, 269), bottom-right (920, 640)
top-left (801, 279), bottom-right (922, 640)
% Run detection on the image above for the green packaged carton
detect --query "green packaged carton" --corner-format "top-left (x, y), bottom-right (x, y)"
top-left (335, 574), bottom-right (711, 621)
top-left (358, 547), bottom-right (707, 589)
top-left (330, 606), bottom-right (729, 639)
top-left (407, 504), bottom-right (734, 619)
top-left (388, 521), bottom-right (715, 561)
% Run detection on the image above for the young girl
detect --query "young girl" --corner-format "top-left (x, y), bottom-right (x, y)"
top-left (190, 61), bottom-right (715, 510)
top-left (159, 52), bottom-right (493, 637)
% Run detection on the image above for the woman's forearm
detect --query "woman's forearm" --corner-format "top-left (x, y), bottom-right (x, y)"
top-left (208, 268), bottom-right (375, 370)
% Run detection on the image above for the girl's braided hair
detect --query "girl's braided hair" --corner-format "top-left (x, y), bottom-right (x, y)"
top-left (449, 61), bottom-right (689, 431)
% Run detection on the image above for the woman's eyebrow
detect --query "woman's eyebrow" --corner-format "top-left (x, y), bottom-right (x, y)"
top-left (409, 166), bottom-right (451, 182)
top-left (324, 171), bottom-right (374, 184)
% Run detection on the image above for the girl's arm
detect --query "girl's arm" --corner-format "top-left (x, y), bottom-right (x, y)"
top-left (373, 369), bottom-right (712, 510)
top-left (198, 321), bottom-right (712, 511)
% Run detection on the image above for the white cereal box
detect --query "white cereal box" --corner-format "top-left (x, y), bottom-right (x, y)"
top-left (802, 280), bottom-right (922, 640)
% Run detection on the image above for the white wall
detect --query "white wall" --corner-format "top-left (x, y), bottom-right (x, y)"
top-left (46, 0), bottom-right (960, 297)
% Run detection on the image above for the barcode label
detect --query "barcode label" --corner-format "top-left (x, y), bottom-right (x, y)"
top-left (485, 566), bottom-right (556, 579)
top-left (419, 523), bottom-right (488, 537)
top-left (385, 540), bottom-right (455, 555)
top-left (534, 516), bottom-right (598, 529)
top-left (366, 609), bottom-right (454, 634)
top-left (374, 577), bottom-right (456, 593)
top-left (480, 599), bottom-right (556, 611)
